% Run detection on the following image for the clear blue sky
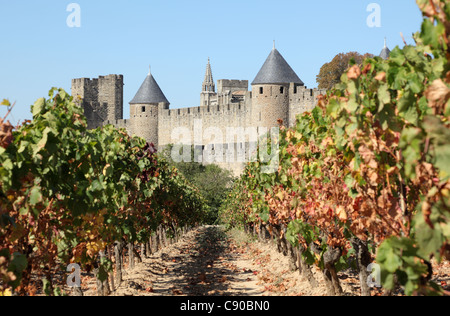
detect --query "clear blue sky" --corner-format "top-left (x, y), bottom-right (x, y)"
top-left (0, 0), bottom-right (423, 124)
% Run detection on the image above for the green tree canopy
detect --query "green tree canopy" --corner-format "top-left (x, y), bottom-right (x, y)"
top-left (160, 145), bottom-right (235, 224)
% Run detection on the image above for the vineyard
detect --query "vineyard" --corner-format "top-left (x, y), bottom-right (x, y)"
top-left (1, 0), bottom-right (450, 298)
top-left (220, 0), bottom-right (450, 296)
top-left (0, 89), bottom-right (208, 296)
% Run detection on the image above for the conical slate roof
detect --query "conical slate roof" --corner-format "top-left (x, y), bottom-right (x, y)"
top-left (130, 71), bottom-right (169, 104)
top-left (252, 48), bottom-right (304, 85)
top-left (380, 39), bottom-right (391, 60)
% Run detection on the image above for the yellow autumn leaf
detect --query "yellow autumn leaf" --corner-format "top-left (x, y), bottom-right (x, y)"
top-left (442, 188), bottom-right (449, 198)
top-left (276, 191), bottom-right (285, 200)
top-left (102, 164), bottom-right (112, 177)
top-left (286, 130), bottom-right (293, 141)
top-left (0, 289), bottom-right (12, 296)
top-left (86, 240), bottom-right (106, 258)
top-left (1, 99), bottom-right (11, 106)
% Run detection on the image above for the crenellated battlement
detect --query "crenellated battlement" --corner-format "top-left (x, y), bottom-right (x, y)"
top-left (71, 75), bottom-right (124, 129)
top-left (71, 48), bottom-right (327, 176)
top-left (160, 101), bottom-right (249, 119)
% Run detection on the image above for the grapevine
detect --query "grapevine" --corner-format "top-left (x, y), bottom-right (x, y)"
top-left (0, 89), bottom-right (208, 295)
top-left (220, 0), bottom-right (450, 296)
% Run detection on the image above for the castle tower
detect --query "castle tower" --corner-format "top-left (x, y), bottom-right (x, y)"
top-left (200, 58), bottom-right (217, 106)
top-left (380, 38), bottom-right (391, 60)
top-left (71, 74), bottom-right (124, 129)
top-left (129, 67), bottom-right (169, 146)
top-left (251, 46), bottom-right (304, 128)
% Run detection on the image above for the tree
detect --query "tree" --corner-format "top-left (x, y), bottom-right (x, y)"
top-left (316, 52), bottom-right (373, 90)
top-left (160, 144), bottom-right (235, 224)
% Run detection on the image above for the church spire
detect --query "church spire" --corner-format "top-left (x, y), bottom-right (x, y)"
top-left (202, 57), bottom-right (215, 93)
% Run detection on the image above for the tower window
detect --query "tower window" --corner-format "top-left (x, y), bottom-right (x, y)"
top-left (259, 87), bottom-right (264, 94)
top-left (280, 87), bottom-right (284, 94)
top-left (142, 106), bottom-right (146, 113)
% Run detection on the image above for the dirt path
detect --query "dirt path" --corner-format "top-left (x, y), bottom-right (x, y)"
top-left (98, 225), bottom-right (358, 297)
top-left (31, 225), bottom-right (450, 296)
top-left (108, 226), bottom-right (263, 296)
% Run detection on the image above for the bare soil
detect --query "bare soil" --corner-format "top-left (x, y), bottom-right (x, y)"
top-left (81, 226), bottom-right (353, 296)
top-left (77, 225), bottom-right (450, 297)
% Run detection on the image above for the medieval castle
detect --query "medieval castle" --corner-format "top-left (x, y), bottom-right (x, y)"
top-left (72, 43), bottom-right (390, 175)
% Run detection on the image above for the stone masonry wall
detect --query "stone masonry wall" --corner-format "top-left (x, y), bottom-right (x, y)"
top-left (217, 80), bottom-right (249, 94)
top-left (72, 75), bottom-right (124, 129)
top-left (288, 85), bottom-right (327, 127)
top-left (72, 74), bottom-right (324, 176)
top-left (251, 83), bottom-right (290, 128)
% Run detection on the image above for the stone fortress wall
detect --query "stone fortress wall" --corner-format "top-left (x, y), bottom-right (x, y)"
top-left (71, 48), bottom-right (329, 176)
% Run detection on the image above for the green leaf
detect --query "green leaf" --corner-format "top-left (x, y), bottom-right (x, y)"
top-left (403, 104), bottom-right (419, 125)
top-left (102, 164), bottom-right (113, 178)
top-left (2, 159), bottom-right (13, 171)
top-left (326, 99), bottom-right (340, 119)
top-left (435, 144), bottom-right (450, 178)
top-left (91, 179), bottom-right (104, 192)
top-left (381, 270), bottom-right (396, 290)
top-left (377, 239), bottom-right (402, 273)
top-left (32, 98), bottom-right (46, 117)
top-left (421, 18), bottom-right (445, 48)
top-left (344, 174), bottom-right (355, 188)
top-left (9, 252), bottom-right (27, 272)
top-left (33, 127), bottom-right (51, 156)
top-left (378, 84), bottom-right (391, 106)
top-left (29, 186), bottom-right (42, 205)
top-left (260, 210), bottom-right (270, 223)
top-left (347, 98), bottom-right (359, 112)
top-left (398, 91), bottom-right (415, 113)
top-left (384, 249), bottom-right (402, 273)
top-left (389, 47), bottom-right (406, 66)
top-left (8, 252), bottom-right (28, 289)
top-left (42, 278), bottom-right (52, 296)
top-left (416, 221), bottom-right (443, 258)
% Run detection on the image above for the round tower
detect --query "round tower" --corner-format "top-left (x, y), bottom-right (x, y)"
top-left (251, 46), bottom-right (304, 128)
top-left (129, 67), bottom-right (169, 146)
